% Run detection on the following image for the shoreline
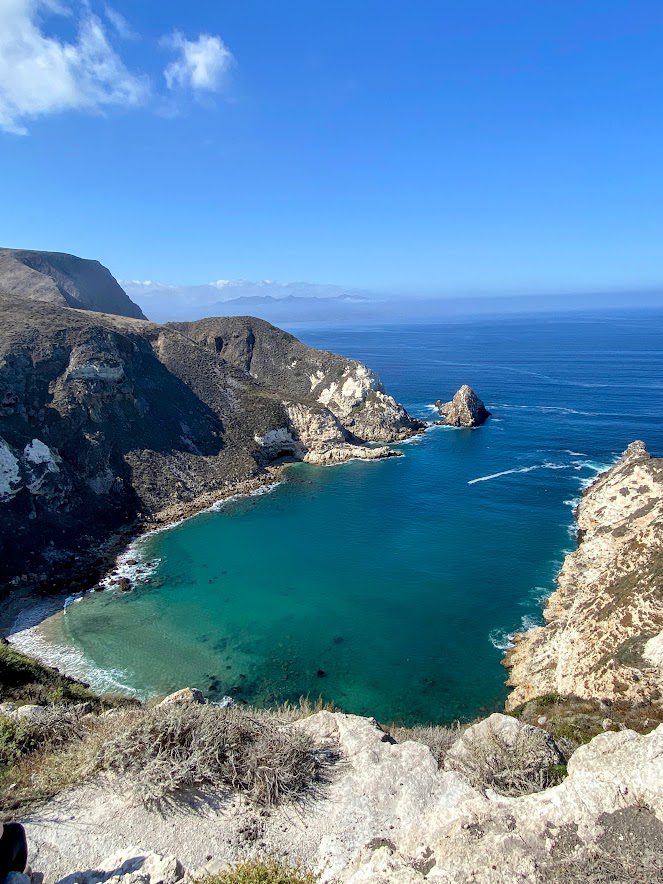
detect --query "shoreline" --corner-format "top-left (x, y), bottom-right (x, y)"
top-left (0, 433), bottom-right (420, 699)
top-left (0, 465), bottom-right (287, 677)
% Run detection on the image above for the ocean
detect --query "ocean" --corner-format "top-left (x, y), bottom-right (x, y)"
top-left (14, 309), bottom-right (663, 725)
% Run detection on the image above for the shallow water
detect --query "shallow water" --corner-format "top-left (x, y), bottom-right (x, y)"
top-left (20, 309), bottom-right (663, 724)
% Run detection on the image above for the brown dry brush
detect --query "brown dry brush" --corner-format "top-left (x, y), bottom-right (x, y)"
top-left (88, 703), bottom-right (336, 808)
top-left (444, 724), bottom-right (565, 797)
top-left (0, 702), bottom-right (336, 813)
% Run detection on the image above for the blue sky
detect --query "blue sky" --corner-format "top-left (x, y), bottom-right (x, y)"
top-left (1, 0), bottom-right (662, 295)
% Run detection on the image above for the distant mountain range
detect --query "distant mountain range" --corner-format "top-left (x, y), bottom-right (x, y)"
top-left (123, 277), bottom-right (663, 324)
top-left (121, 279), bottom-right (374, 322)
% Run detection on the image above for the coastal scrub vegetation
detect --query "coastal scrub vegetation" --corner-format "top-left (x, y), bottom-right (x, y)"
top-left (0, 701), bottom-right (335, 814)
top-left (0, 704), bottom-right (86, 767)
top-left (89, 703), bottom-right (335, 807)
top-left (199, 861), bottom-right (316, 883)
top-left (443, 723), bottom-right (566, 796)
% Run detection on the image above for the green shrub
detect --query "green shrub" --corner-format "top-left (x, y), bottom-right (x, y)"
top-left (200, 862), bottom-right (316, 883)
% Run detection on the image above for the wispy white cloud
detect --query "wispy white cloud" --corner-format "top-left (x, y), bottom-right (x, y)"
top-left (103, 4), bottom-right (138, 41)
top-left (0, 0), bottom-right (149, 134)
top-left (163, 32), bottom-right (234, 93)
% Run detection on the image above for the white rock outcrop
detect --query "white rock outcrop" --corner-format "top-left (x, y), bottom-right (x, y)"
top-left (56, 849), bottom-right (184, 884)
top-left (25, 712), bottom-right (663, 884)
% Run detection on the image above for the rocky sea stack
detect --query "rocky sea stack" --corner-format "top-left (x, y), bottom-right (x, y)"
top-left (435, 384), bottom-right (490, 427)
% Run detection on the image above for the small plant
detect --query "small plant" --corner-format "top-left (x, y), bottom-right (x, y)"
top-left (444, 723), bottom-right (565, 796)
top-left (200, 861), bottom-right (316, 883)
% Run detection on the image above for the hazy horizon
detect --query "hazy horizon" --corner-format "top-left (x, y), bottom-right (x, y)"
top-left (122, 275), bottom-right (663, 324)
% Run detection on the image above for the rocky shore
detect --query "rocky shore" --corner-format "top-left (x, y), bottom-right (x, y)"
top-left (0, 262), bottom-right (424, 593)
top-left (505, 440), bottom-right (663, 715)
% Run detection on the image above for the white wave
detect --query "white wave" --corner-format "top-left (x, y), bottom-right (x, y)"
top-left (489, 628), bottom-right (514, 651)
top-left (519, 586), bottom-right (551, 607)
top-left (563, 449), bottom-right (586, 457)
top-left (100, 544), bottom-right (161, 591)
top-left (209, 481), bottom-right (282, 510)
top-left (468, 461), bottom-right (570, 485)
top-left (521, 613), bottom-right (542, 630)
top-left (488, 403), bottom-right (596, 416)
top-left (64, 592), bottom-right (83, 608)
top-left (8, 608), bottom-right (139, 697)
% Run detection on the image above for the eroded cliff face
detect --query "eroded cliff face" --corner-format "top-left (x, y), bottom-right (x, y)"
top-left (0, 298), bottom-right (420, 589)
top-left (505, 441), bottom-right (663, 712)
top-left (169, 316), bottom-right (424, 443)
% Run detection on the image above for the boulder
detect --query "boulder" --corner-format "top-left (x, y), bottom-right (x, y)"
top-left (13, 704), bottom-right (47, 722)
top-left (56, 849), bottom-right (184, 884)
top-left (435, 385), bottom-right (490, 427)
top-left (157, 688), bottom-right (205, 707)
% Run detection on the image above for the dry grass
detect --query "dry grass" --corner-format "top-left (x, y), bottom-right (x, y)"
top-left (444, 723), bottom-right (565, 796)
top-left (539, 849), bottom-right (663, 883)
top-left (0, 702), bottom-right (335, 814)
top-left (389, 723), bottom-right (463, 766)
top-left (86, 703), bottom-right (334, 808)
top-left (0, 705), bottom-right (87, 766)
top-left (199, 861), bottom-right (316, 883)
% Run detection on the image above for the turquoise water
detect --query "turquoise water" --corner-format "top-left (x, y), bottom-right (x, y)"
top-left (33, 310), bottom-right (663, 724)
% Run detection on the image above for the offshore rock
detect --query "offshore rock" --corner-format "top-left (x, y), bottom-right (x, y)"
top-left (435, 385), bottom-right (490, 427)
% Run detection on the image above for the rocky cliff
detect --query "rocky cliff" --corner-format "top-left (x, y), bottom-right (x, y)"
top-left (0, 249), bottom-right (146, 320)
top-left (505, 441), bottom-right (663, 713)
top-left (0, 297), bottom-right (422, 590)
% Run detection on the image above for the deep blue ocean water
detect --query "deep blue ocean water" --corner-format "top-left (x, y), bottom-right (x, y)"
top-left (29, 310), bottom-right (663, 724)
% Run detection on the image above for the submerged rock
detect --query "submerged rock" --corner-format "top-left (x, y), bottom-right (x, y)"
top-left (436, 385), bottom-right (490, 427)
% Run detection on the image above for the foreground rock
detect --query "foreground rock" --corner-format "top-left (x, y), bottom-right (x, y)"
top-left (56, 849), bottom-right (184, 884)
top-left (25, 711), bottom-right (663, 883)
top-left (505, 441), bottom-right (663, 713)
top-left (435, 385), bottom-right (490, 427)
top-left (157, 688), bottom-right (205, 706)
top-left (0, 281), bottom-right (423, 588)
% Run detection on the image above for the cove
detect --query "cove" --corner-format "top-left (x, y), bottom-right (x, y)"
top-left (19, 311), bottom-right (663, 724)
